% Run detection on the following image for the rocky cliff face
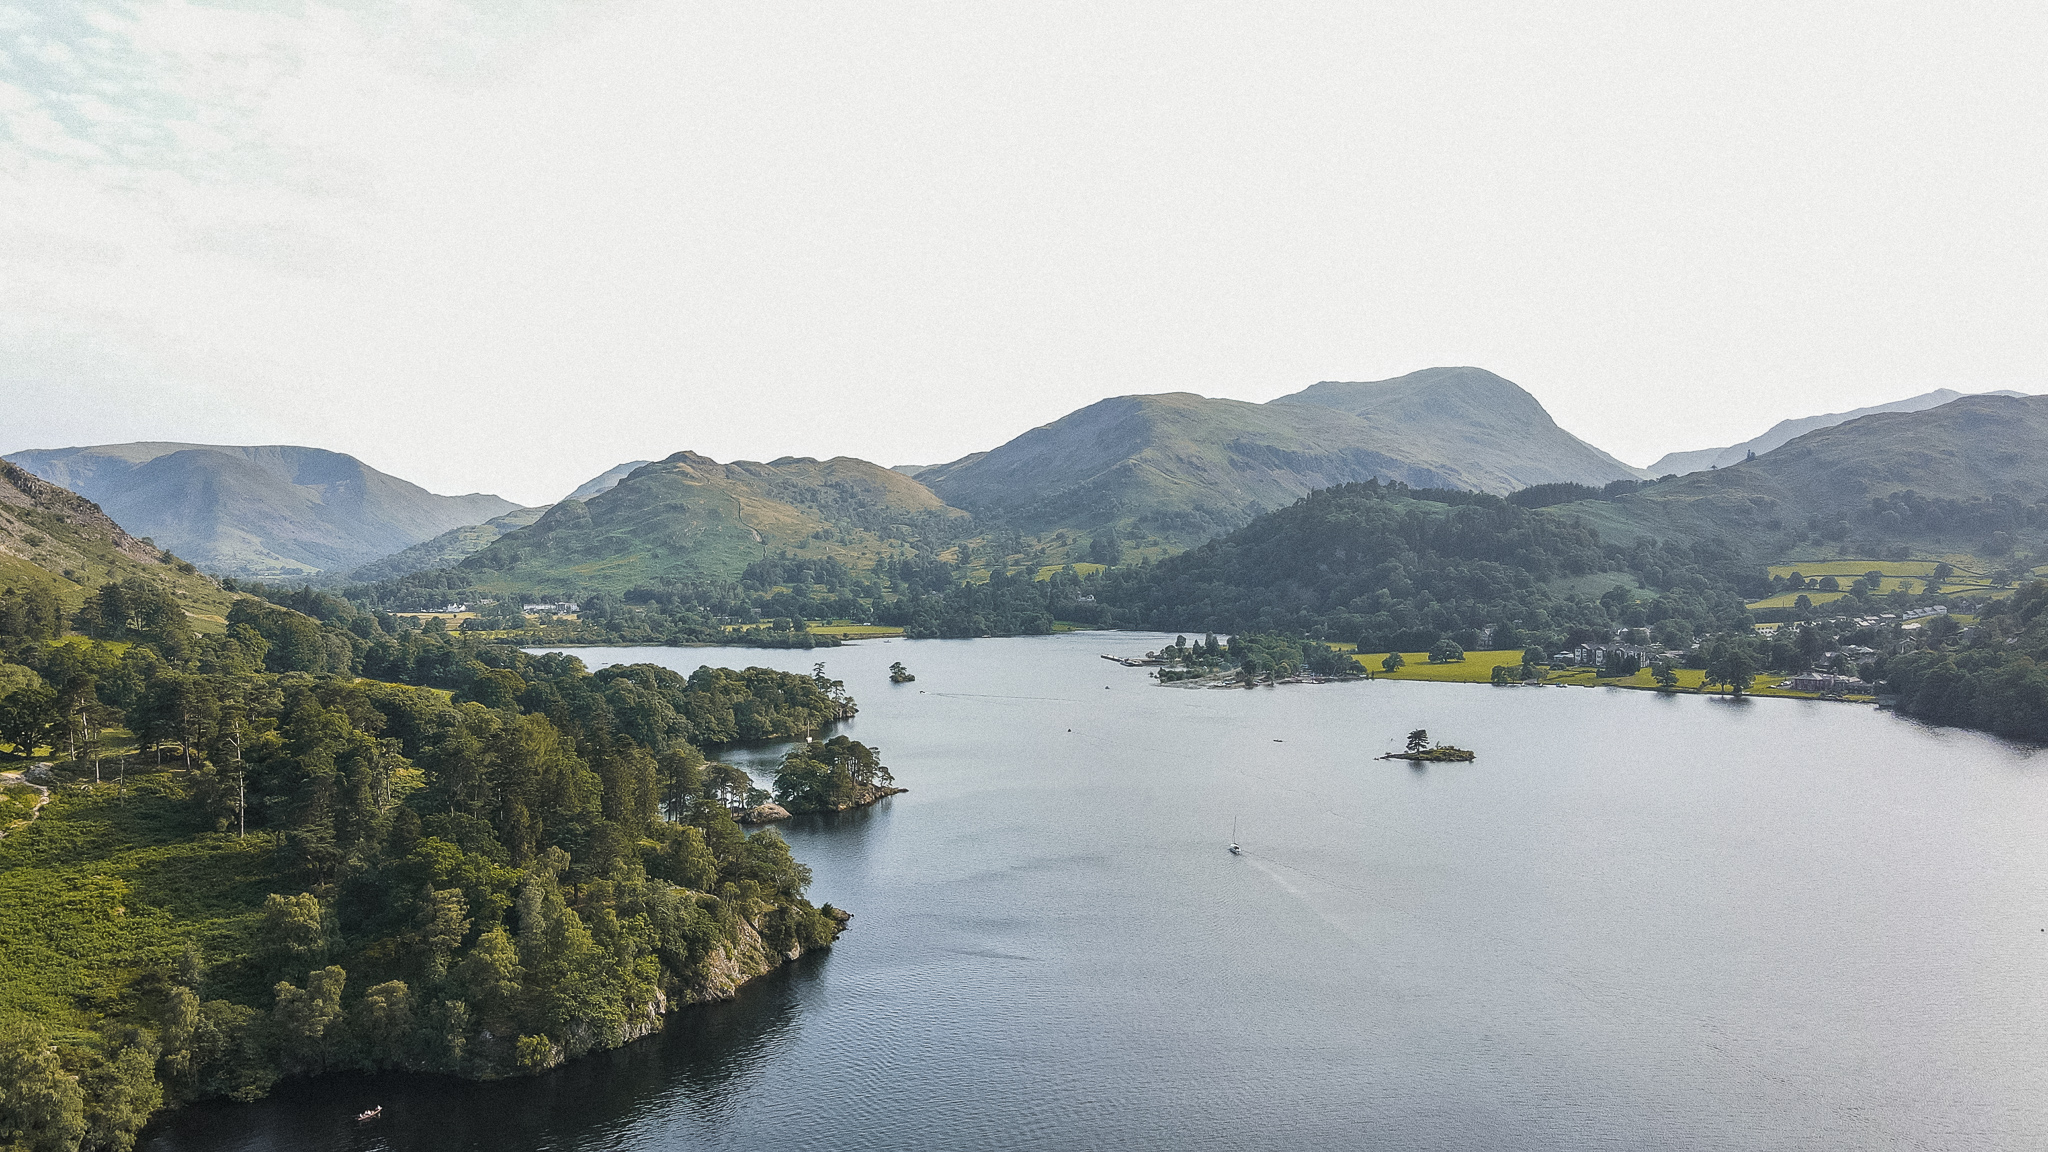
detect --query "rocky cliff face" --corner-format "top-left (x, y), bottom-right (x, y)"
top-left (686, 905), bottom-right (850, 1003)
top-left (506, 906), bottom-right (851, 1074)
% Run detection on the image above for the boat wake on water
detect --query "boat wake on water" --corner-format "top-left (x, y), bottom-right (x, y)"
top-left (1237, 855), bottom-right (1372, 947)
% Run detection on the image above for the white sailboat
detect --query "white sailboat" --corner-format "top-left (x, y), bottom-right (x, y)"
top-left (1229, 818), bottom-right (1242, 855)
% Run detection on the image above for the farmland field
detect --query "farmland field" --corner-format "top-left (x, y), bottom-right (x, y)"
top-left (1350, 650), bottom-right (1871, 701)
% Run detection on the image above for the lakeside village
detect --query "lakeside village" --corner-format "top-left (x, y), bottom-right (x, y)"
top-left (1109, 605), bottom-right (1957, 700)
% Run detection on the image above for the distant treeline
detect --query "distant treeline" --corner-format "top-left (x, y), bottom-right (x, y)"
top-left (1503, 478), bottom-right (1646, 509)
top-left (319, 547), bottom-right (1114, 646)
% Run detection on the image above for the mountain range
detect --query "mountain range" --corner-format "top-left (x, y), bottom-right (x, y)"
top-left (1563, 394), bottom-right (2048, 560)
top-left (916, 367), bottom-right (1643, 545)
top-left (10, 370), bottom-right (2042, 595)
top-left (323, 461), bottom-right (655, 584)
top-left (337, 505), bottom-right (548, 585)
top-left (2, 443), bottom-right (519, 580)
top-left (1647, 388), bottom-right (2028, 476)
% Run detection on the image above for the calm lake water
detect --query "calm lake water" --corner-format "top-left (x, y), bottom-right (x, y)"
top-left (147, 632), bottom-right (2048, 1151)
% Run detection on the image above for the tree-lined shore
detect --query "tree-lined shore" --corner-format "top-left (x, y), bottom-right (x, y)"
top-left (0, 581), bottom-right (888, 1149)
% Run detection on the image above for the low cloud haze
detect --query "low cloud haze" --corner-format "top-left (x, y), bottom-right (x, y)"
top-left (2, 1), bottom-right (2042, 505)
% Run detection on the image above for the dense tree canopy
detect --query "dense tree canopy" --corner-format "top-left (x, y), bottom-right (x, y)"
top-left (0, 580), bottom-right (863, 1147)
top-left (1095, 482), bottom-right (1753, 655)
top-left (1879, 581), bottom-right (2048, 741)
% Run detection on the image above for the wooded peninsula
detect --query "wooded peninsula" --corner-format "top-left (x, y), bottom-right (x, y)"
top-left (0, 579), bottom-right (889, 1149)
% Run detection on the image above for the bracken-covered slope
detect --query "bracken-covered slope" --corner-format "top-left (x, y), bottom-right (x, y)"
top-left (1557, 394), bottom-right (2048, 559)
top-left (4, 443), bottom-right (519, 580)
top-left (920, 367), bottom-right (1643, 547)
top-left (1647, 388), bottom-right (2028, 476)
top-left (0, 460), bottom-right (239, 630)
top-left (457, 452), bottom-right (970, 591)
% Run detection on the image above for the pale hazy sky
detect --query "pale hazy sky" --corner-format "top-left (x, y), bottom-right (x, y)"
top-left (2, 2), bottom-right (2043, 506)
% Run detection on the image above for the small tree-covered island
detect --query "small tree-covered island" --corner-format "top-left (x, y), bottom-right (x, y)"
top-left (0, 586), bottom-right (895, 1149)
top-left (1379, 729), bottom-right (1477, 763)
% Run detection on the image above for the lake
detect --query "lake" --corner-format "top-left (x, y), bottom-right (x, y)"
top-left (146, 632), bottom-right (2048, 1150)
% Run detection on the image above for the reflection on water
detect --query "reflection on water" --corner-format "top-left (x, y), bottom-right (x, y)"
top-left (148, 954), bottom-right (828, 1152)
top-left (149, 633), bottom-right (2048, 1151)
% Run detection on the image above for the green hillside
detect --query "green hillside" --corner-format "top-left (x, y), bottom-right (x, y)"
top-left (1647, 388), bottom-right (2026, 476)
top-left (455, 452), bottom-right (970, 592)
top-left (1095, 480), bottom-right (1750, 650)
top-left (1270, 367), bottom-right (1646, 483)
top-left (921, 367), bottom-right (1644, 550)
top-left (5, 443), bottom-right (519, 580)
top-left (335, 505), bottom-right (547, 585)
top-left (1555, 394), bottom-right (2048, 564)
top-left (0, 460), bottom-right (239, 633)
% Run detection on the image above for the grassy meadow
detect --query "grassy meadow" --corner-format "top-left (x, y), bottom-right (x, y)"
top-left (1348, 649), bottom-right (1873, 701)
top-left (1744, 555), bottom-right (2045, 609)
top-left (805, 623), bottom-right (906, 639)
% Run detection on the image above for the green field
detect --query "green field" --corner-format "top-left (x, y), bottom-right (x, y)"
top-left (805, 623), bottom-right (906, 639)
top-left (1351, 650), bottom-right (1529, 682)
top-left (1747, 555), bottom-right (2042, 608)
top-left (1747, 589), bottom-right (1854, 609)
top-left (1351, 650), bottom-right (1872, 701)
top-left (1765, 559), bottom-right (1949, 578)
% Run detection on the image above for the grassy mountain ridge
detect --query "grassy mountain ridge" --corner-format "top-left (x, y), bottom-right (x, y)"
top-left (0, 459), bottom-right (239, 630)
top-left (335, 458), bottom-right (660, 588)
top-left (1273, 367), bottom-right (1647, 483)
top-left (335, 505), bottom-right (548, 585)
top-left (565, 459), bottom-right (652, 502)
top-left (1647, 388), bottom-right (2028, 476)
top-left (5, 443), bottom-right (519, 580)
top-left (921, 367), bottom-right (1645, 549)
top-left (1559, 395), bottom-right (2048, 561)
top-left (456, 452), bottom-right (969, 592)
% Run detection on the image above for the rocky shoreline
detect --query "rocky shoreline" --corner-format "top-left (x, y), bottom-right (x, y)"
top-left (740, 785), bottom-right (908, 824)
top-left (524, 903), bottom-right (854, 1071)
top-left (1156, 670), bottom-right (1363, 689)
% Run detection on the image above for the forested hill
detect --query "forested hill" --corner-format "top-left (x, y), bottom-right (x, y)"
top-left (1882, 580), bottom-right (2048, 741)
top-left (0, 575), bottom-right (864, 1144)
top-left (918, 367), bottom-right (1645, 549)
top-left (1559, 394), bottom-right (2048, 562)
top-left (4, 444), bottom-right (518, 581)
top-left (1097, 481), bottom-right (1753, 653)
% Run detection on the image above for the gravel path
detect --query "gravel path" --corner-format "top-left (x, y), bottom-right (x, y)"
top-left (0, 766), bottom-right (52, 838)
